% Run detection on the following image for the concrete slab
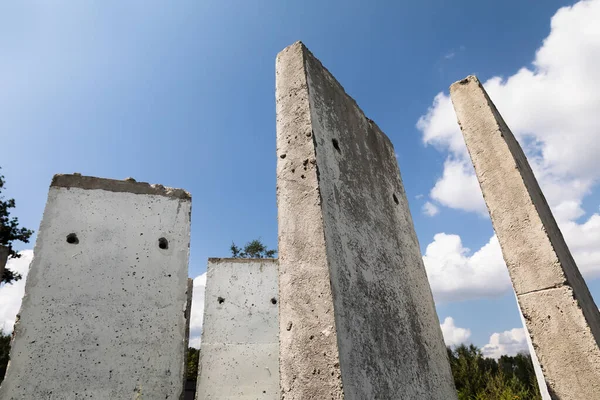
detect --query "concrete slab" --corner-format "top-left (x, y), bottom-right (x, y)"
top-left (0, 174), bottom-right (192, 400)
top-left (275, 42), bottom-right (456, 400)
top-left (450, 76), bottom-right (600, 399)
top-left (195, 258), bottom-right (279, 400)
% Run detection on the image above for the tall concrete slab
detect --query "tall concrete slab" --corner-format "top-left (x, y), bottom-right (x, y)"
top-left (275, 42), bottom-right (456, 400)
top-left (196, 258), bottom-right (279, 399)
top-left (0, 174), bottom-right (192, 400)
top-left (450, 75), bottom-right (600, 399)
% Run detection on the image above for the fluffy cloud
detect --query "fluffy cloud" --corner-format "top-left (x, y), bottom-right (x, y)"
top-left (189, 273), bottom-right (206, 348)
top-left (418, 0), bottom-right (600, 299)
top-left (0, 250), bottom-right (33, 334)
top-left (482, 328), bottom-right (529, 359)
top-left (429, 159), bottom-right (486, 215)
top-left (423, 233), bottom-right (511, 302)
top-left (440, 317), bottom-right (471, 347)
top-left (422, 201), bottom-right (440, 217)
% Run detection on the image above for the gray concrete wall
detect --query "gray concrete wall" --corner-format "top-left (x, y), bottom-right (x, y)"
top-left (0, 245), bottom-right (8, 283)
top-left (195, 258), bottom-right (279, 399)
top-left (276, 42), bottom-right (456, 400)
top-left (450, 76), bottom-right (600, 399)
top-left (0, 174), bottom-right (192, 400)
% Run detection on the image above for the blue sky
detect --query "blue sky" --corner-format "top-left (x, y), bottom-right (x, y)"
top-left (3, 0), bottom-right (600, 354)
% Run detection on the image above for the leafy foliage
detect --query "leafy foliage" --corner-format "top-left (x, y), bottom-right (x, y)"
top-left (186, 347), bottom-right (199, 380)
top-left (230, 239), bottom-right (276, 259)
top-left (0, 331), bottom-right (10, 384)
top-left (0, 169), bottom-right (33, 284)
top-left (448, 344), bottom-right (541, 400)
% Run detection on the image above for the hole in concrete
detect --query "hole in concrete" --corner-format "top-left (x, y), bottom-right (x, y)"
top-left (271, 298), bottom-right (277, 305)
top-left (393, 194), bottom-right (399, 205)
top-left (66, 233), bottom-right (79, 244)
top-left (158, 237), bottom-right (169, 250)
top-left (280, 154), bottom-right (286, 159)
top-left (332, 138), bottom-right (340, 152)
top-left (217, 296), bottom-right (225, 304)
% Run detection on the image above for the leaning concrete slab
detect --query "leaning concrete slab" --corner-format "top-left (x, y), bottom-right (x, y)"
top-left (450, 76), bottom-right (600, 399)
top-left (275, 41), bottom-right (456, 400)
top-left (0, 174), bottom-right (192, 400)
top-left (195, 258), bottom-right (279, 399)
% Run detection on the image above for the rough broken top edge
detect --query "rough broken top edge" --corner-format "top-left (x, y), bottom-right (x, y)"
top-left (450, 75), bottom-right (480, 90)
top-left (51, 174), bottom-right (191, 200)
top-left (207, 257), bottom-right (279, 263)
top-left (277, 41), bottom-right (395, 150)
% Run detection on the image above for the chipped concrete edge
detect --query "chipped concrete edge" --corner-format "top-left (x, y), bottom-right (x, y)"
top-left (51, 174), bottom-right (191, 200)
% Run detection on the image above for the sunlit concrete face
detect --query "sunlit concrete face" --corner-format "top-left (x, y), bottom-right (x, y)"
top-left (0, 174), bottom-right (192, 400)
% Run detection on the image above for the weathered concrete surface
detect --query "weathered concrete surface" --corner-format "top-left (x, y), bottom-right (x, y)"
top-left (516, 294), bottom-right (551, 400)
top-left (195, 258), bottom-right (279, 399)
top-left (0, 174), bottom-right (192, 400)
top-left (0, 245), bottom-right (8, 283)
top-left (451, 76), bottom-right (600, 399)
top-left (276, 41), bottom-right (456, 400)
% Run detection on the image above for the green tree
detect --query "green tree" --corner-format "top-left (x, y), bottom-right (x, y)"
top-left (448, 344), bottom-right (541, 400)
top-left (1, 168), bottom-right (33, 284)
top-left (230, 239), bottom-right (276, 259)
top-left (186, 347), bottom-right (199, 380)
top-left (0, 330), bottom-right (10, 384)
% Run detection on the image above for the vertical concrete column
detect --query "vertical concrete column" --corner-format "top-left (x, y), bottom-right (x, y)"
top-left (0, 174), bottom-right (192, 400)
top-left (196, 258), bottom-right (279, 399)
top-left (275, 42), bottom-right (456, 400)
top-left (450, 76), bottom-right (600, 399)
top-left (0, 245), bottom-right (8, 283)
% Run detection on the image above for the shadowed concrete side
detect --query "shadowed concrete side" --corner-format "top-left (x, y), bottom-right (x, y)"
top-left (195, 258), bottom-right (279, 399)
top-left (0, 174), bottom-right (192, 400)
top-left (276, 41), bottom-right (456, 400)
top-left (450, 76), bottom-right (600, 399)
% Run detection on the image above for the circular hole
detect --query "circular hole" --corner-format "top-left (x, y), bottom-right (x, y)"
top-left (217, 296), bottom-right (225, 304)
top-left (66, 233), bottom-right (79, 245)
top-left (158, 237), bottom-right (168, 250)
top-left (271, 298), bottom-right (277, 305)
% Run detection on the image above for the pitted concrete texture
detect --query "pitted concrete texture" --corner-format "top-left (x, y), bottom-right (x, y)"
top-left (450, 76), bottom-right (600, 399)
top-left (0, 245), bottom-right (8, 283)
top-left (195, 258), bottom-right (279, 399)
top-left (517, 295), bottom-right (551, 399)
top-left (276, 42), bottom-right (456, 400)
top-left (0, 174), bottom-right (192, 400)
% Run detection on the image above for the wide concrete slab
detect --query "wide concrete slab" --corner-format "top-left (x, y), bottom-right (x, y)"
top-left (0, 174), bottom-right (192, 400)
top-left (450, 76), bottom-right (600, 399)
top-left (195, 258), bottom-right (279, 400)
top-left (275, 41), bottom-right (456, 400)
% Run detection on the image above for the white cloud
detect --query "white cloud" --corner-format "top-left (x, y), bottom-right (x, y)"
top-left (0, 250), bottom-right (33, 334)
top-left (189, 272), bottom-right (206, 348)
top-left (422, 201), bottom-right (440, 217)
top-left (444, 52), bottom-right (455, 60)
top-left (417, 0), bottom-right (600, 299)
top-left (482, 328), bottom-right (529, 359)
top-left (440, 317), bottom-right (471, 347)
top-left (423, 234), bottom-right (511, 302)
top-left (430, 159), bottom-right (486, 215)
